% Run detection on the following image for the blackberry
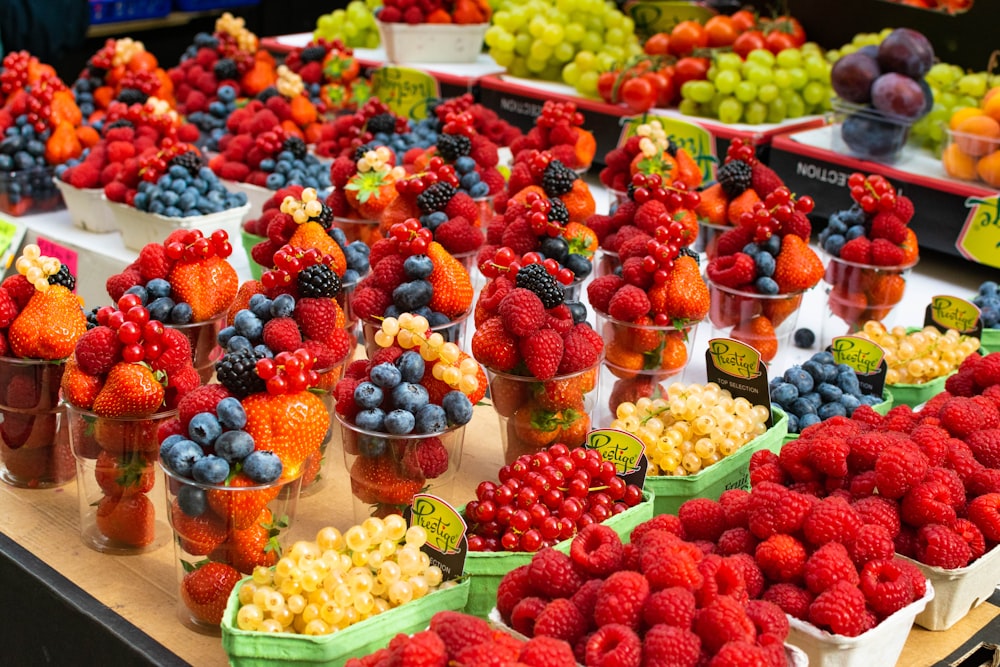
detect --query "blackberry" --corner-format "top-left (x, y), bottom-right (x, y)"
top-left (679, 247), bottom-right (700, 265)
top-left (256, 86), bottom-right (280, 103)
top-left (436, 133), bottom-right (471, 161)
top-left (170, 151), bottom-right (205, 177)
top-left (105, 119), bottom-right (134, 131)
top-left (416, 182), bottom-right (456, 214)
top-left (117, 88), bottom-right (147, 105)
top-left (214, 58), bottom-right (239, 82)
top-left (85, 307), bottom-right (100, 330)
top-left (315, 203), bottom-right (334, 229)
top-left (216, 348), bottom-right (267, 398)
top-left (43, 263), bottom-right (74, 291)
top-left (717, 159), bottom-right (753, 199)
top-left (283, 136), bottom-right (307, 160)
top-left (366, 113), bottom-right (397, 135)
top-left (547, 198), bottom-right (569, 225)
top-left (516, 263), bottom-right (564, 309)
top-left (299, 46), bottom-right (328, 64)
top-left (541, 160), bottom-right (577, 197)
top-left (297, 264), bottom-right (342, 298)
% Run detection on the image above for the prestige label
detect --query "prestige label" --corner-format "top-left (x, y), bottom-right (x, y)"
top-left (956, 194), bottom-right (1000, 269)
top-left (705, 338), bottom-right (773, 428)
top-left (585, 428), bottom-right (648, 486)
top-left (0, 217), bottom-right (24, 272)
top-left (618, 114), bottom-right (717, 182)
top-left (407, 494), bottom-right (467, 581)
top-left (829, 335), bottom-right (887, 397)
top-left (370, 66), bottom-right (439, 120)
top-left (925, 295), bottom-right (982, 337)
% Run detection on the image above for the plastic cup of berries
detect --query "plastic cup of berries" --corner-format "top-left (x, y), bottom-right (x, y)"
top-left (695, 220), bottom-right (732, 261)
top-left (822, 254), bottom-right (918, 348)
top-left (0, 356), bottom-right (74, 489)
top-left (160, 461), bottom-right (304, 634)
top-left (67, 404), bottom-right (177, 555)
top-left (332, 215), bottom-right (382, 248)
top-left (706, 278), bottom-right (808, 366)
top-left (297, 349), bottom-right (353, 498)
top-left (592, 248), bottom-right (621, 280)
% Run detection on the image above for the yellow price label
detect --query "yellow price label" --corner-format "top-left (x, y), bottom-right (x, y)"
top-left (956, 194), bottom-right (1000, 268)
top-left (0, 216), bottom-right (25, 271)
top-left (619, 114), bottom-right (717, 183)
top-left (620, 0), bottom-right (716, 39)
top-left (409, 494), bottom-right (466, 555)
top-left (586, 429), bottom-right (645, 475)
top-left (707, 338), bottom-right (762, 380)
top-left (370, 66), bottom-right (440, 120)
top-left (830, 336), bottom-right (885, 375)
top-left (929, 295), bottom-right (981, 333)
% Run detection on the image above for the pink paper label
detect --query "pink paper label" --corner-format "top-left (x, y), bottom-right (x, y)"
top-left (36, 237), bottom-right (78, 291)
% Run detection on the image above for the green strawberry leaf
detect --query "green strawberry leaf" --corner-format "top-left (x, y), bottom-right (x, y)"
top-left (181, 558), bottom-right (211, 573)
top-left (530, 408), bottom-right (560, 432)
top-left (642, 338), bottom-right (667, 371)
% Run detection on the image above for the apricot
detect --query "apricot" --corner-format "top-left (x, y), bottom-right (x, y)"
top-left (949, 106), bottom-right (984, 131)
top-left (976, 150), bottom-right (1000, 188)
top-left (942, 143), bottom-right (978, 181)
top-left (983, 92), bottom-right (1000, 123)
top-left (953, 115), bottom-right (1000, 156)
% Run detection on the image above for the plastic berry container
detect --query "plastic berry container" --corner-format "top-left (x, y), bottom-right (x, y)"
top-left (831, 99), bottom-right (915, 165)
top-left (942, 127), bottom-right (1000, 186)
top-left (376, 20), bottom-right (490, 64)
top-left (0, 165), bottom-right (64, 217)
top-left (53, 179), bottom-right (116, 232)
top-left (105, 198), bottom-right (251, 252)
top-left (898, 544), bottom-right (1000, 631)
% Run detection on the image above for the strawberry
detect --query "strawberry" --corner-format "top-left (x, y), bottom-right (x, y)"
top-left (224, 516), bottom-right (281, 574)
top-left (288, 222), bottom-right (347, 275)
top-left (512, 402), bottom-right (562, 448)
top-left (242, 390), bottom-right (329, 477)
top-left (170, 499), bottom-right (227, 556)
top-left (664, 255), bottom-right (710, 323)
top-left (867, 274), bottom-right (906, 319)
top-left (427, 241), bottom-right (474, 318)
top-left (92, 363), bottom-right (166, 418)
top-left (519, 328), bottom-right (564, 380)
top-left (537, 377), bottom-right (585, 411)
top-left (490, 374), bottom-right (531, 418)
top-left (773, 234), bottom-right (823, 293)
top-left (8, 285), bottom-right (86, 360)
top-left (762, 293), bottom-right (804, 329)
top-left (168, 255), bottom-right (239, 322)
top-left (558, 409), bottom-right (590, 447)
top-left (95, 493), bottom-right (156, 548)
top-left (61, 356), bottom-right (101, 410)
top-left (472, 316), bottom-right (520, 372)
top-left (727, 188), bottom-right (761, 226)
top-left (562, 221), bottom-right (598, 258)
top-left (344, 170), bottom-right (399, 219)
top-left (696, 183), bottom-right (728, 226)
top-left (180, 561), bottom-right (242, 626)
top-left (93, 414), bottom-right (164, 455)
top-left (350, 454), bottom-right (424, 507)
top-left (207, 472), bottom-right (282, 531)
top-left (94, 449), bottom-right (154, 498)
top-left (731, 315), bottom-right (778, 362)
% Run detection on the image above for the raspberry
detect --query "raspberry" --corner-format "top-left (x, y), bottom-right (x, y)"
top-left (533, 598), bottom-right (588, 645)
top-left (897, 558), bottom-right (928, 599)
top-left (678, 498), bottom-right (727, 542)
top-left (778, 439), bottom-right (818, 483)
top-left (607, 284), bottom-right (650, 322)
top-left (859, 559), bottom-right (915, 619)
top-left (496, 565), bottom-right (531, 622)
top-left (570, 523), bottom-right (623, 577)
top-left (851, 496), bottom-right (901, 536)
top-left (528, 548), bottom-right (582, 599)
top-left (807, 436), bottom-right (851, 478)
top-left (695, 554), bottom-right (748, 607)
top-left (851, 404), bottom-right (885, 427)
top-left (519, 636), bottom-right (577, 667)
top-left (105, 268), bottom-right (143, 303)
top-left (370, 254), bottom-right (408, 292)
top-left (705, 252), bottom-right (756, 288)
top-left (569, 579), bottom-right (603, 621)
top-left (346, 286), bottom-right (389, 322)
top-left (895, 525), bottom-right (919, 558)
top-left (693, 596), bottom-right (756, 655)
top-left (585, 624), bottom-right (643, 667)
top-left (496, 287), bottom-right (546, 337)
top-left (333, 377), bottom-right (359, 419)
top-left (639, 624), bottom-right (700, 667)
top-left (894, 194), bottom-right (915, 223)
top-left (510, 597), bottom-right (547, 636)
top-left (435, 216), bottom-right (484, 254)
top-left (945, 370), bottom-right (978, 397)
top-left (714, 225), bottom-right (755, 259)
top-left (954, 517), bottom-right (987, 561)
top-left (808, 581), bottom-right (871, 637)
top-left (848, 524), bottom-right (896, 567)
top-left (901, 480), bottom-right (958, 527)
top-left (717, 527), bottom-right (756, 555)
top-left (397, 630), bottom-right (447, 667)
top-left (966, 493), bottom-right (1000, 542)
top-left (642, 586), bottom-right (696, 629)
top-left (631, 514), bottom-right (684, 544)
top-left (74, 326), bottom-right (121, 376)
top-left (639, 533), bottom-right (704, 591)
top-left (747, 482), bottom-right (812, 539)
top-left (744, 599), bottom-right (789, 639)
top-left (916, 524), bottom-right (972, 569)
top-left (407, 437), bottom-right (449, 478)
top-left (707, 642), bottom-right (774, 667)
top-left (939, 396), bottom-right (1000, 438)
top-left (847, 430), bottom-right (903, 471)
top-left (762, 583), bottom-right (812, 620)
top-left (152, 327), bottom-right (194, 375)
top-left (839, 236), bottom-right (872, 264)
top-left (874, 441), bottom-right (929, 499)
top-left (755, 534), bottom-right (807, 584)
top-left (330, 156), bottom-right (356, 188)
top-left (594, 570), bottom-right (649, 630)
top-left (294, 298), bottom-right (342, 346)
top-left (262, 317), bottom-right (303, 352)
top-left (803, 542), bottom-right (859, 595)
top-left (727, 552), bottom-right (765, 598)
top-left (632, 199), bottom-right (668, 234)
top-left (455, 634), bottom-right (521, 667)
top-left (177, 384), bottom-right (231, 430)
top-left (973, 353), bottom-right (1000, 389)
top-left (909, 423), bottom-right (951, 466)
top-left (137, 243), bottom-right (172, 281)
top-left (718, 489), bottom-right (751, 529)
top-left (883, 404), bottom-right (920, 433)
top-left (967, 429), bottom-right (1000, 468)
top-left (801, 496), bottom-right (863, 547)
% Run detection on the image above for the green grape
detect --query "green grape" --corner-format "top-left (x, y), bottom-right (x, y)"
top-left (484, 26), bottom-right (504, 47)
top-left (530, 40), bottom-right (553, 61)
top-left (605, 27), bottom-right (626, 46)
top-left (787, 68), bottom-right (808, 90)
top-left (526, 57), bottom-right (547, 73)
top-left (541, 24), bottom-right (564, 45)
top-left (574, 50), bottom-right (596, 71)
top-left (776, 49), bottom-right (803, 69)
top-left (580, 32), bottom-right (603, 53)
top-left (595, 52), bottom-right (617, 72)
top-left (553, 42), bottom-right (575, 62)
top-left (314, 0), bottom-right (379, 48)
top-left (745, 101), bottom-right (768, 125)
top-left (757, 83), bottom-right (780, 103)
top-left (707, 92), bottom-right (725, 116)
top-left (767, 97), bottom-right (787, 123)
top-left (682, 80), bottom-right (716, 104)
top-left (562, 62), bottom-right (581, 86)
top-left (716, 53), bottom-right (743, 72)
top-left (804, 55), bottom-right (829, 81)
top-left (773, 69), bottom-right (793, 89)
top-left (714, 70), bottom-right (741, 95)
top-left (528, 15), bottom-right (547, 38)
top-left (496, 32), bottom-right (516, 52)
top-left (802, 81), bottom-right (828, 105)
top-left (746, 49), bottom-right (776, 68)
top-left (783, 90), bottom-right (806, 118)
top-left (509, 57), bottom-right (530, 78)
top-left (718, 97), bottom-right (744, 124)
top-left (678, 99), bottom-right (702, 116)
top-left (513, 33), bottom-right (531, 56)
top-left (734, 80), bottom-right (758, 103)
top-left (706, 65), bottom-right (719, 82)
top-left (492, 49), bottom-right (515, 67)
top-left (578, 71), bottom-right (599, 96)
top-left (565, 23), bottom-right (585, 42)
top-left (745, 65), bottom-right (773, 86)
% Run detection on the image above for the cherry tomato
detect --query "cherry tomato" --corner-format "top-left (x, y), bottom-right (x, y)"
top-left (643, 32), bottom-right (671, 56)
top-left (597, 71), bottom-right (617, 103)
top-left (673, 56), bottom-right (710, 87)
top-left (668, 20), bottom-right (708, 57)
top-left (704, 15), bottom-right (738, 47)
top-left (771, 15), bottom-right (806, 47)
top-left (642, 71), bottom-right (669, 102)
top-left (733, 30), bottom-right (767, 59)
top-left (655, 67), bottom-right (676, 107)
top-left (765, 30), bottom-right (797, 54)
top-left (730, 9), bottom-right (757, 32)
top-left (621, 76), bottom-right (656, 113)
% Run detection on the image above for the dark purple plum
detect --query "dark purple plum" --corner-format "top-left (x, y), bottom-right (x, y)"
top-left (871, 72), bottom-right (926, 119)
top-left (840, 110), bottom-right (910, 161)
top-left (831, 52), bottom-right (881, 104)
top-left (877, 28), bottom-right (934, 79)
top-left (857, 45), bottom-right (880, 59)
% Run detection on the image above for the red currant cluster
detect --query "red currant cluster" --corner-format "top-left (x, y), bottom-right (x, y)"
top-left (524, 149), bottom-right (553, 179)
top-left (524, 190), bottom-right (563, 237)
top-left (641, 220), bottom-right (689, 290)
top-left (117, 69), bottom-right (161, 97)
top-left (255, 126), bottom-right (289, 155)
top-left (395, 156), bottom-right (460, 195)
top-left (629, 172), bottom-right (700, 211)
top-left (434, 93), bottom-right (474, 123)
top-left (164, 229), bottom-right (233, 262)
top-left (441, 110), bottom-right (475, 137)
top-left (537, 100), bottom-right (584, 129)
top-left (25, 73), bottom-right (64, 134)
top-left (388, 218), bottom-right (434, 256)
top-left (480, 247), bottom-right (575, 285)
top-left (88, 41), bottom-right (116, 71)
top-left (724, 137), bottom-right (756, 165)
top-left (215, 32), bottom-right (255, 75)
top-left (260, 244), bottom-right (336, 291)
top-left (464, 443), bottom-right (644, 552)
top-left (848, 172), bottom-right (898, 214)
top-left (139, 140), bottom-right (196, 183)
top-left (95, 295), bottom-right (166, 364)
top-left (740, 186), bottom-right (815, 242)
top-left (103, 100), bottom-right (179, 139)
top-left (256, 348), bottom-right (319, 395)
top-left (0, 51), bottom-right (32, 97)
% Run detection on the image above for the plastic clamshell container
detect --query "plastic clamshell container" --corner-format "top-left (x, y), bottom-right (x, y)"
top-left (241, 229), bottom-right (267, 281)
top-left (980, 328), bottom-right (1000, 354)
top-left (787, 583), bottom-right (934, 667)
top-left (376, 20), bottom-right (489, 64)
top-left (105, 198), bottom-right (250, 251)
top-left (645, 410), bottom-right (788, 516)
top-left (462, 491), bottom-right (654, 619)
top-left (221, 578), bottom-right (470, 667)
top-left (886, 373), bottom-right (951, 409)
top-left (831, 99), bottom-right (915, 164)
top-left (782, 390), bottom-right (893, 444)
top-left (53, 179), bottom-right (116, 232)
top-left (898, 544), bottom-right (1000, 631)
top-left (942, 127), bottom-right (1000, 185)
top-left (0, 165), bottom-right (64, 216)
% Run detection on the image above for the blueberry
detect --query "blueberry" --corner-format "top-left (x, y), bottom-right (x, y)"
top-left (790, 397), bottom-right (817, 417)
top-left (540, 237), bottom-right (569, 263)
top-left (403, 255), bottom-right (433, 280)
top-left (742, 243), bottom-right (760, 257)
top-left (799, 413), bottom-right (822, 430)
top-left (355, 408), bottom-right (386, 431)
top-left (454, 156), bottom-right (476, 173)
top-left (415, 404), bottom-right (448, 434)
top-left (393, 280), bottom-right (433, 311)
top-left (395, 351), bottom-right (425, 383)
top-left (568, 302), bottom-right (588, 324)
top-left (783, 367), bottom-right (814, 394)
top-left (384, 409), bottom-right (416, 434)
top-left (428, 311), bottom-right (450, 327)
top-left (846, 224), bottom-right (866, 240)
top-left (860, 393), bottom-right (884, 406)
top-left (354, 382), bottom-right (384, 409)
top-left (770, 382), bottom-right (799, 406)
top-left (159, 434), bottom-right (185, 461)
top-left (802, 360), bottom-right (826, 383)
top-left (442, 390), bottom-right (473, 425)
top-left (259, 157), bottom-right (276, 173)
top-left (234, 310), bottom-right (264, 341)
top-left (271, 293), bottom-right (296, 318)
top-left (192, 455), bottom-right (230, 484)
top-left (218, 85), bottom-right (237, 103)
top-left (469, 182), bottom-right (490, 198)
top-left (813, 352), bottom-right (835, 365)
top-left (762, 235), bottom-right (781, 256)
top-left (214, 429), bottom-right (254, 463)
top-left (358, 435), bottom-right (386, 457)
top-left (227, 335), bottom-right (252, 352)
top-left (254, 344), bottom-right (273, 358)
top-left (392, 382), bottom-right (429, 413)
top-left (370, 362), bottom-right (402, 389)
top-left (189, 412), bottom-right (223, 446)
top-left (785, 413), bottom-right (800, 434)
top-left (755, 253), bottom-right (775, 277)
top-left (266, 172), bottom-right (286, 189)
top-left (242, 450), bottom-right (283, 483)
top-left (793, 328), bottom-right (815, 348)
top-left (823, 234), bottom-right (846, 257)
top-left (424, 211), bottom-right (448, 229)
top-left (837, 370), bottom-right (861, 396)
top-left (125, 285), bottom-right (148, 305)
top-left (146, 278), bottom-right (171, 299)
top-left (250, 297), bottom-right (274, 322)
top-left (216, 396), bottom-right (247, 429)
top-left (840, 393), bottom-right (861, 413)
top-left (177, 485), bottom-right (207, 516)
top-left (384, 305), bottom-right (401, 319)
top-left (817, 382), bottom-right (843, 403)
top-left (164, 439), bottom-right (203, 477)
top-left (564, 254), bottom-right (592, 279)
top-left (329, 227), bottom-right (348, 247)
top-left (980, 281), bottom-right (999, 297)
top-left (171, 302), bottom-right (193, 324)
top-left (755, 277), bottom-right (779, 294)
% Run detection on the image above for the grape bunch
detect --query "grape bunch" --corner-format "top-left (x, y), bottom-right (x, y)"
top-left (912, 62), bottom-right (997, 152)
top-left (679, 46), bottom-right (832, 124)
top-left (855, 321), bottom-right (980, 385)
top-left (314, 0), bottom-right (382, 49)
top-left (484, 0), bottom-right (642, 96)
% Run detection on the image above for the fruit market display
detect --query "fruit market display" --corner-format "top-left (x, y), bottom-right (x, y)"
top-left (941, 85), bottom-right (1000, 186)
top-left (233, 518), bottom-right (448, 634)
top-left (312, 99), bottom-right (426, 161)
top-left (378, 0), bottom-right (491, 24)
top-left (464, 442), bottom-right (644, 552)
top-left (973, 280), bottom-right (1000, 329)
top-left (71, 38), bottom-right (174, 118)
top-left (281, 39), bottom-right (372, 116)
top-left (853, 321), bottom-right (980, 386)
top-left (495, 517), bottom-right (795, 664)
top-left (609, 383), bottom-right (770, 476)
top-left (770, 351), bottom-right (888, 434)
top-left (314, 0), bottom-right (383, 49)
